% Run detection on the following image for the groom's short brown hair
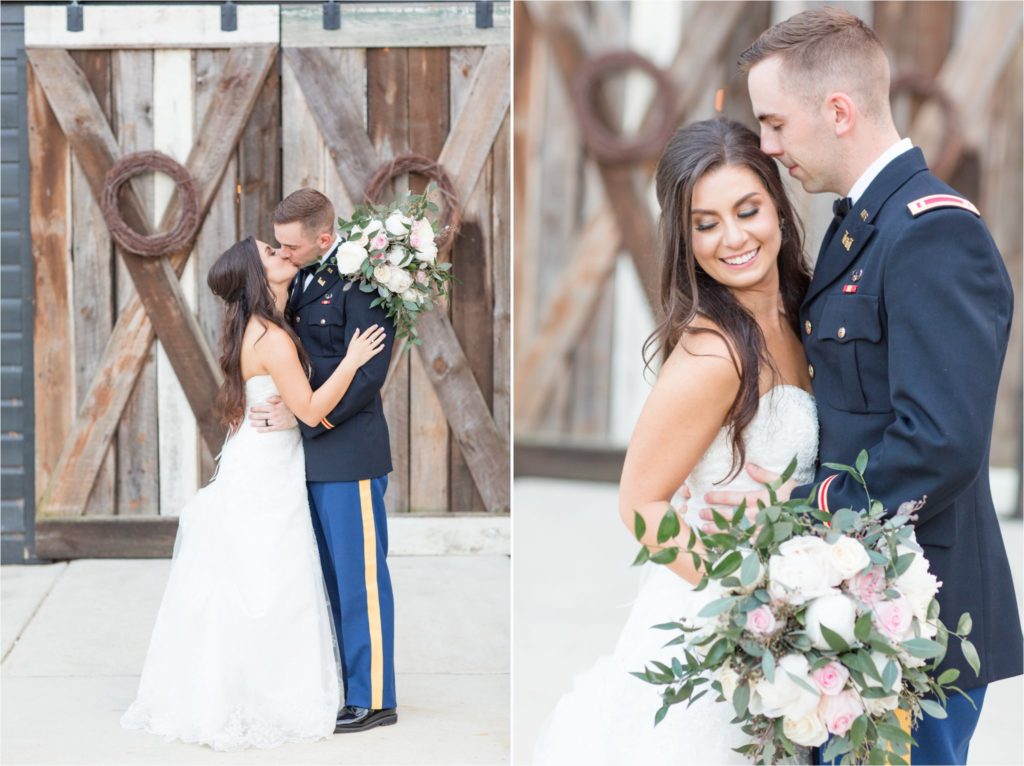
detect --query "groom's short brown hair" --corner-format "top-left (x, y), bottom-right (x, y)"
top-left (273, 188), bottom-right (335, 236)
top-left (739, 7), bottom-right (890, 122)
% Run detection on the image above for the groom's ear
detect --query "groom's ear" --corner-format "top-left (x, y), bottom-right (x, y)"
top-left (826, 92), bottom-right (856, 137)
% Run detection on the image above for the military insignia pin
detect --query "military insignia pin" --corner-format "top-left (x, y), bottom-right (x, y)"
top-left (321, 293), bottom-right (332, 305)
top-left (851, 269), bottom-right (863, 282)
top-left (841, 231), bottom-right (854, 251)
top-left (317, 277), bottom-right (326, 286)
top-left (859, 209), bottom-right (868, 221)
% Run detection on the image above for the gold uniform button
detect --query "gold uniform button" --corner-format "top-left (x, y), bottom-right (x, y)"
top-left (837, 327), bottom-right (846, 339)
top-left (808, 364), bottom-right (815, 379)
top-left (804, 320), bottom-right (812, 336)
top-left (320, 318), bottom-right (326, 325)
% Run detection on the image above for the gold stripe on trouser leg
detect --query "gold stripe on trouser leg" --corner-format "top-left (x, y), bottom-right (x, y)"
top-left (884, 708), bottom-right (913, 764)
top-left (359, 479), bottom-right (385, 709)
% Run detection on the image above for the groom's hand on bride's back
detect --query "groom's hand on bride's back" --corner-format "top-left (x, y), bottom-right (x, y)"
top-left (249, 395), bottom-right (298, 433)
top-left (699, 464), bottom-right (796, 533)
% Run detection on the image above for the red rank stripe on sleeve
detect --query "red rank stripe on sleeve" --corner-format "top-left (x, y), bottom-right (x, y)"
top-left (818, 474), bottom-right (838, 515)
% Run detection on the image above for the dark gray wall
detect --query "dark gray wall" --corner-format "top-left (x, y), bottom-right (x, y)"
top-left (1, 2), bottom-right (37, 564)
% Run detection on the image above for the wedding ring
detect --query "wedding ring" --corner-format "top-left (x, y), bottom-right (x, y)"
top-left (264, 419), bottom-right (269, 428)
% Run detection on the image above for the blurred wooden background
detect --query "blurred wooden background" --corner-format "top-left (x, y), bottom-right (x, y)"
top-left (512, 1), bottom-right (1022, 507)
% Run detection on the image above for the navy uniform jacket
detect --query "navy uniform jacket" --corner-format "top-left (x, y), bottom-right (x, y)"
top-left (287, 255), bottom-right (395, 483)
top-left (792, 147), bottom-right (1022, 687)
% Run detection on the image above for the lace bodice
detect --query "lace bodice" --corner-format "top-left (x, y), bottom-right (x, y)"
top-left (678, 385), bottom-right (819, 527)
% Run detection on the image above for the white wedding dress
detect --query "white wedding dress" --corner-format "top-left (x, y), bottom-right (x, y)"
top-left (121, 375), bottom-right (341, 751)
top-left (534, 385), bottom-right (818, 765)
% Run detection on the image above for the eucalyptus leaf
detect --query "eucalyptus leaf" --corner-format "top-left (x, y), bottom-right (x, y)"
top-left (762, 650), bottom-right (776, 683)
top-left (960, 639), bottom-right (981, 676)
top-left (855, 450), bottom-right (868, 475)
top-left (957, 613), bottom-right (973, 636)
top-left (657, 508), bottom-right (681, 544)
top-left (634, 511), bottom-right (646, 541)
top-left (698, 596), bottom-right (738, 618)
top-left (733, 681), bottom-right (751, 718)
top-left (919, 698), bottom-right (948, 719)
top-left (631, 546), bottom-right (650, 567)
top-left (821, 624), bottom-right (851, 653)
top-left (650, 547), bottom-right (678, 565)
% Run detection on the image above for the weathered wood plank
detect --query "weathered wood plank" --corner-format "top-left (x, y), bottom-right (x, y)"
top-left (435, 45), bottom-right (510, 211)
top-left (25, 5), bottom-right (279, 49)
top-left (194, 49), bottom-right (234, 486)
top-left (367, 46), bottom-right (412, 515)
top-left (238, 54), bottom-right (281, 242)
top-left (27, 60), bottom-right (73, 503)
top-left (36, 47), bottom-right (276, 517)
top-left (112, 49), bottom-right (159, 517)
top-left (281, 3), bottom-right (510, 49)
top-left (407, 46), bottom-right (451, 514)
top-left (514, 440), bottom-right (625, 483)
top-left (35, 516), bottom-right (179, 559)
top-left (69, 50), bottom-right (116, 517)
top-left (490, 111), bottom-right (511, 487)
top-left (283, 47), bottom-right (380, 206)
top-left (322, 49), bottom-right (365, 218)
top-left (154, 49), bottom-right (200, 517)
top-left (281, 46), bottom-right (325, 194)
top-left (412, 309), bottom-right (509, 513)
top-left (448, 46), bottom-right (490, 513)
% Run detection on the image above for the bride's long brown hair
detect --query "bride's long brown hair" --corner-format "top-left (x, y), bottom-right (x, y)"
top-left (207, 237), bottom-right (309, 430)
top-left (643, 119), bottom-right (811, 480)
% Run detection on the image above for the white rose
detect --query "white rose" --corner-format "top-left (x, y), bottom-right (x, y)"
top-left (754, 654), bottom-right (820, 720)
top-left (768, 536), bottom-right (841, 605)
top-left (385, 211), bottom-right (411, 236)
top-left (386, 267), bottom-right (413, 294)
top-left (387, 245), bottom-right (411, 268)
top-left (805, 593), bottom-right (858, 650)
top-left (335, 241), bottom-right (368, 275)
top-left (714, 663), bottom-right (741, 702)
top-left (414, 241), bottom-right (438, 264)
top-left (894, 544), bottom-right (941, 621)
top-left (862, 693), bottom-right (900, 716)
top-left (783, 711), bottom-right (829, 747)
top-left (829, 535), bottom-right (872, 580)
top-left (363, 219), bottom-right (383, 236)
top-left (373, 263), bottom-right (393, 286)
top-left (409, 217), bottom-right (435, 250)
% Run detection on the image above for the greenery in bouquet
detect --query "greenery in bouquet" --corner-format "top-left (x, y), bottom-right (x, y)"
top-left (321, 183), bottom-right (454, 346)
top-left (631, 452), bottom-right (979, 765)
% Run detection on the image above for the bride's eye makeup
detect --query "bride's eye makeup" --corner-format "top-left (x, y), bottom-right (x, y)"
top-left (694, 218), bottom-right (718, 232)
top-left (737, 207), bottom-right (759, 219)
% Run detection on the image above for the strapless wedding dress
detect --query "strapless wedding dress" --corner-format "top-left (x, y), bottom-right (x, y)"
top-left (121, 375), bottom-right (341, 751)
top-left (534, 385), bottom-right (819, 765)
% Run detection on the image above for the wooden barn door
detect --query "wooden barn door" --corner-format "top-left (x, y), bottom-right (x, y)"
top-left (25, 4), bottom-right (280, 557)
top-left (279, 3), bottom-right (510, 515)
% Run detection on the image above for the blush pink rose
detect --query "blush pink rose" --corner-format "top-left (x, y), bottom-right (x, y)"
top-left (370, 232), bottom-right (389, 251)
top-left (810, 661), bottom-right (850, 697)
top-left (847, 565), bottom-right (886, 605)
top-left (818, 689), bottom-right (864, 736)
top-left (872, 596), bottom-right (914, 641)
top-left (745, 605), bottom-right (778, 636)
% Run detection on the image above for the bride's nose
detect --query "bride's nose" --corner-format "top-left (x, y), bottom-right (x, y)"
top-left (721, 218), bottom-right (746, 249)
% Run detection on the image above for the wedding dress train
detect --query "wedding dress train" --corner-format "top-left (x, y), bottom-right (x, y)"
top-left (535, 385), bottom-right (818, 765)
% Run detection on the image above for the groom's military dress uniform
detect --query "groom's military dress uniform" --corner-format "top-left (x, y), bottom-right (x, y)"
top-left (793, 145), bottom-right (1023, 763)
top-left (288, 239), bottom-right (397, 712)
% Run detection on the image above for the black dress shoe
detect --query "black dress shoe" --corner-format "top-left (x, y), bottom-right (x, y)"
top-left (334, 705), bottom-right (398, 733)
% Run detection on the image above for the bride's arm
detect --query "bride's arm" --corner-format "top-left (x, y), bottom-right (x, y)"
top-left (256, 323), bottom-right (386, 427)
top-left (619, 331), bottom-right (741, 585)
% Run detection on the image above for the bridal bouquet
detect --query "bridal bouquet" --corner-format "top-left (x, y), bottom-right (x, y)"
top-left (632, 453), bottom-right (978, 765)
top-left (322, 184), bottom-right (453, 345)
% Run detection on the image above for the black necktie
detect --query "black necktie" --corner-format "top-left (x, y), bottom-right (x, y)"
top-left (832, 197), bottom-right (852, 226)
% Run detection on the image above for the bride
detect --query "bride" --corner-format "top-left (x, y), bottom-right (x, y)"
top-left (121, 236), bottom-right (386, 750)
top-left (534, 119), bottom-right (818, 764)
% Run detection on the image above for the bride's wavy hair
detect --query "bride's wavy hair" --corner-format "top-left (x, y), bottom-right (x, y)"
top-left (643, 118), bottom-right (811, 480)
top-left (207, 237), bottom-right (309, 431)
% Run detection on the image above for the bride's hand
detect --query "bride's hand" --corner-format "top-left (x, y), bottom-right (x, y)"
top-left (345, 325), bottom-right (387, 367)
top-left (699, 464), bottom-right (795, 533)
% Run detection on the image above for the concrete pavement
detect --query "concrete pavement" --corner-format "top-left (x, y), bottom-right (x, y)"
top-left (2, 529), bottom-right (509, 765)
top-left (513, 478), bottom-right (1024, 765)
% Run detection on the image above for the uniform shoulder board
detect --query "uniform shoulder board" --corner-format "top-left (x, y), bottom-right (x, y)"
top-left (907, 194), bottom-right (980, 217)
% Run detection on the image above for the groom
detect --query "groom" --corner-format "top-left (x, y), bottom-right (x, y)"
top-left (701, 8), bottom-right (1022, 764)
top-left (251, 188), bottom-right (398, 733)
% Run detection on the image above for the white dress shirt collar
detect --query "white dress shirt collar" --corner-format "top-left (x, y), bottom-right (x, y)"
top-left (847, 137), bottom-right (914, 205)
